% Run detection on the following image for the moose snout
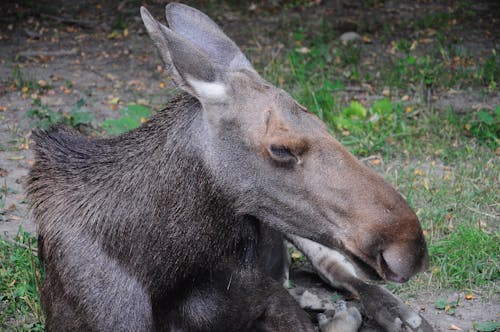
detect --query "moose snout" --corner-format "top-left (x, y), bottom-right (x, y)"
top-left (377, 237), bottom-right (429, 283)
top-left (378, 237), bottom-right (429, 283)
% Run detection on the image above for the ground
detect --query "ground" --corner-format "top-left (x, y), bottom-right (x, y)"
top-left (0, 0), bottom-right (498, 331)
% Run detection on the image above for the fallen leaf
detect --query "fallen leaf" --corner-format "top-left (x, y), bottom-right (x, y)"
top-left (371, 159), bottom-right (381, 165)
top-left (295, 46), bottom-right (310, 54)
top-left (414, 169), bottom-right (425, 176)
top-left (7, 156), bottom-right (25, 160)
top-left (109, 97), bottom-right (120, 105)
top-left (423, 178), bottom-right (430, 191)
top-left (106, 73), bottom-right (117, 81)
top-left (464, 294), bottom-right (474, 300)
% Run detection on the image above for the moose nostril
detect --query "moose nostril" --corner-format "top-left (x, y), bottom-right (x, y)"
top-left (379, 252), bottom-right (409, 283)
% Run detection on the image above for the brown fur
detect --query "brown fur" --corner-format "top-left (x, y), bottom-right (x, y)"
top-left (27, 4), bottom-right (429, 331)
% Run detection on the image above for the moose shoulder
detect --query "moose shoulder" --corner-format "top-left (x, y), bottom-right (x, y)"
top-left (27, 3), bottom-right (429, 331)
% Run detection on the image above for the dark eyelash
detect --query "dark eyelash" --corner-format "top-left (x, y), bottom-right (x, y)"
top-left (269, 145), bottom-right (293, 159)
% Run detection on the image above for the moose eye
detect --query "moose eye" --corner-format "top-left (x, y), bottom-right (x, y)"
top-left (268, 144), bottom-right (298, 166)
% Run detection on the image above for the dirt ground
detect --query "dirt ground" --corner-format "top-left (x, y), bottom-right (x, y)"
top-left (0, 1), bottom-right (498, 331)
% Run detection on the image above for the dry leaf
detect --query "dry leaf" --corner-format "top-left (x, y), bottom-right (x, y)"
top-left (449, 324), bottom-right (463, 330)
top-left (7, 155), bottom-right (25, 160)
top-left (109, 97), bottom-right (120, 105)
top-left (295, 47), bottom-right (311, 54)
top-left (414, 169), bottom-right (425, 176)
top-left (464, 294), bottom-right (474, 300)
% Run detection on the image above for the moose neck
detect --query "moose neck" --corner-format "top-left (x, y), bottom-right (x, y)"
top-left (85, 95), bottom-right (246, 285)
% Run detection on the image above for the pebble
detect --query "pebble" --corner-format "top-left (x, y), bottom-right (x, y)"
top-left (340, 32), bottom-right (362, 44)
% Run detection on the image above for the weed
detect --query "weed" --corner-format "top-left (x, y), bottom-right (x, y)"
top-left (102, 104), bottom-right (152, 136)
top-left (464, 107), bottom-right (499, 149)
top-left (0, 229), bottom-right (44, 330)
top-left (9, 67), bottom-right (49, 94)
top-left (113, 16), bottom-right (128, 30)
top-left (473, 321), bottom-right (500, 332)
top-left (26, 98), bottom-right (95, 130)
top-left (479, 52), bottom-right (499, 91)
top-left (434, 297), bottom-right (459, 315)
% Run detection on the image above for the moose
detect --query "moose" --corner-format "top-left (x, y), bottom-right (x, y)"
top-left (27, 3), bottom-right (431, 331)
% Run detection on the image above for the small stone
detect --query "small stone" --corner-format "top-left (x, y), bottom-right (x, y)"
top-left (340, 32), bottom-right (361, 44)
top-left (298, 290), bottom-right (335, 311)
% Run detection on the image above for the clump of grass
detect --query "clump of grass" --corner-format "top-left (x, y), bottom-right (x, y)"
top-left (102, 104), bottom-right (152, 136)
top-left (430, 226), bottom-right (499, 289)
top-left (26, 98), bottom-right (95, 130)
top-left (0, 229), bottom-right (44, 331)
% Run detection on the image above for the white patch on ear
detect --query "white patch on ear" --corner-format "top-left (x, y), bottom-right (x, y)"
top-left (186, 77), bottom-right (227, 101)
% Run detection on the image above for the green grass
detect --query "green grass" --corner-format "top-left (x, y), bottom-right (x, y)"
top-left (0, 230), bottom-right (44, 331)
top-left (430, 226), bottom-right (499, 289)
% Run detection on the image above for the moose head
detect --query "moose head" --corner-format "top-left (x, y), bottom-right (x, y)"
top-left (141, 3), bottom-right (428, 283)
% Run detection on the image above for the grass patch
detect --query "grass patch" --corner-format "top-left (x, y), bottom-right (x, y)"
top-left (0, 230), bottom-right (44, 331)
top-left (430, 226), bottom-right (499, 289)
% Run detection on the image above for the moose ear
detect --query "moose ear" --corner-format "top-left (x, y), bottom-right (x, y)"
top-left (165, 3), bottom-right (254, 72)
top-left (140, 6), bottom-right (227, 102)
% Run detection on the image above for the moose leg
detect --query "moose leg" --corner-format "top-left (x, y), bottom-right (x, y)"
top-left (245, 274), bottom-right (316, 332)
top-left (40, 232), bottom-right (153, 331)
top-left (288, 235), bottom-right (434, 332)
top-left (168, 269), bottom-right (315, 332)
top-left (41, 266), bottom-right (92, 331)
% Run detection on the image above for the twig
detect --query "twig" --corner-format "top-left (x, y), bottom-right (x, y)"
top-left (24, 28), bottom-right (41, 39)
top-left (40, 13), bottom-right (95, 29)
top-left (465, 206), bottom-right (498, 219)
top-left (18, 48), bottom-right (78, 58)
top-left (360, 155), bottom-right (382, 162)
